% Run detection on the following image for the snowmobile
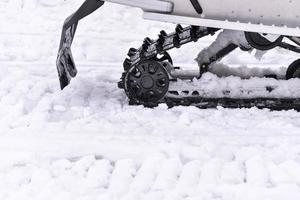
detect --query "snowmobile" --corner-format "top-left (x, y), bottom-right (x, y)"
top-left (57, 0), bottom-right (300, 111)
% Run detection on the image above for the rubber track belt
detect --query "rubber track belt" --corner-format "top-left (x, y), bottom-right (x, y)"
top-left (165, 96), bottom-right (300, 111)
top-left (119, 25), bottom-right (300, 111)
top-left (190, 0), bottom-right (203, 14)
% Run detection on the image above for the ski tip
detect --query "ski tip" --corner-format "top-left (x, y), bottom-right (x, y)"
top-left (59, 73), bottom-right (70, 90)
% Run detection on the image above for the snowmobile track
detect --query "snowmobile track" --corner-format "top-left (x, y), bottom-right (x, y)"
top-left (166, 97), bottom-right (300, 111)
top-left (119, 25), bottom-right (300, 111)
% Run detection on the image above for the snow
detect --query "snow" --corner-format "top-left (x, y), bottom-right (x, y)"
top-left (170, 71), bottom-right (300, 98)
top-left (195, 30), bottom-right (251, 67)
top-left (1, 0), bottom-right (300, 200)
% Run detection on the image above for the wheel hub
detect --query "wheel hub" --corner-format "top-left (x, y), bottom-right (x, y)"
top-left (141, 76), bottom-right (154, 89)
top-left (125, 60), bottom-right (170, 105)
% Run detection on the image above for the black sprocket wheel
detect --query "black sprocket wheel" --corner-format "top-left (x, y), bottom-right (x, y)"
top-left (125, 60), bottom-right (170, 106)
top-left (286, 59), bottom-right (300, 79)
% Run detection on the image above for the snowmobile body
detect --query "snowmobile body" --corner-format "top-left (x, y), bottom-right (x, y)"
top-left (56, 0), bottom-right (300, 111)
top-left (144, 0), bottom-right (300, 37)
top-left (102, 0), bottom-right (300, 36)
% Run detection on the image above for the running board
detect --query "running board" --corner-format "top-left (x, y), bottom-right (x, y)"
top-left (143, 12), bottom-right (300, 37)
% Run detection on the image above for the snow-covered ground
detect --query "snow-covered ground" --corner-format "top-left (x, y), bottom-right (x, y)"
top-left (1, 0), bottom-right (300, 200)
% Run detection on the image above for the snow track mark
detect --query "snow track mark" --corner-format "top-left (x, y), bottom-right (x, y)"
top-left (2, 154), bottom-right (300, 200)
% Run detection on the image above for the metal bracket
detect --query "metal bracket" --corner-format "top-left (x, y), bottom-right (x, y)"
top-left (190, 0), bottom-right (203, 14)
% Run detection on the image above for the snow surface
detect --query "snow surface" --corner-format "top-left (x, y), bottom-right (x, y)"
top-left (1, 0), bottom-right (300, 200)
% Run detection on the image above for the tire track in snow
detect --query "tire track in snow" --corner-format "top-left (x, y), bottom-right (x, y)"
top-left (1, 154), bottom-right (300, 200)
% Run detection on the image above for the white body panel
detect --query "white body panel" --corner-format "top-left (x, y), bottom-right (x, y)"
top-left (105, 0), bottom-right (300, 36)
top-left (171, 0), bottom-right (300, 28)
top-left (105, 0), bottom-right (173, 12)
top-left (144, 12), bottom-right (300, 37)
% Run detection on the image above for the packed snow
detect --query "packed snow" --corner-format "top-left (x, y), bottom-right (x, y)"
top-left (169, 71), bottom-right (300, 98)
top-left (1, 0), bottom-right (300, 200)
